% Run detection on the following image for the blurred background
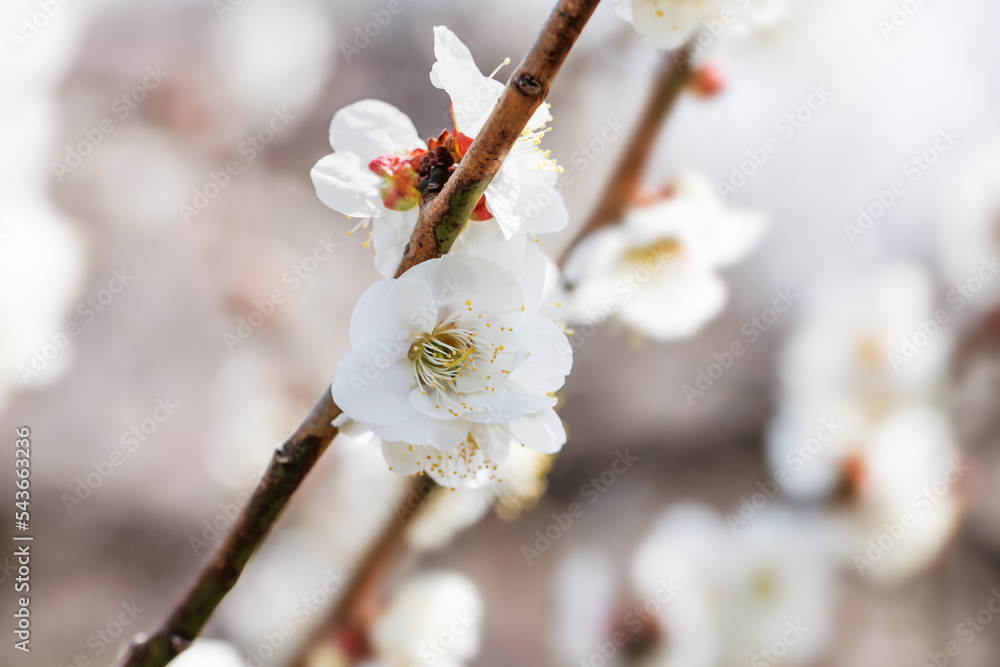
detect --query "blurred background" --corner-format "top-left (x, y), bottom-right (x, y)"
top-left (4, 0), bottom-right (1000, 665)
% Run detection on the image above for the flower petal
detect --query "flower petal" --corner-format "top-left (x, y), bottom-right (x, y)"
top-left (329, 99), bottom-right (422, 164)
top-left (311, 152), bottom-right (384, 218)
top-left (371, 209), bottom-right (419, 278)
top-left (504, 408), bottom-right (566, 454)
top-left (507, 315), bottom-right (573, 394)
top-left (331, 342), bottom-right (416, 426)
top-left (429, 27), bottom-right (503, 137)
top-left (484, 160), bottom-right (521, 238)
top-left (620, 269), bottom-right (728, 340)
top-left (380, 440), bottom-right (424, 475)
top-left (348, 276), bottom-right (434, 347)
top-left (371, 413), bottom-right (470, 449)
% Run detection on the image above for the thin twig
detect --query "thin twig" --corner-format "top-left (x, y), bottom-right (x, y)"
top-left (120, 391), bottom-right (342, 667)
top-left (395, 0), bottom-right (603, 277)
top-left (558, 41), bottom-right (696, 266)
top-left (291, 476), bottom-right (439, 666)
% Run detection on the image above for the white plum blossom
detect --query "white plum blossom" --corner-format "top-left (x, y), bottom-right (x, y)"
top-left (331, 253), bottom-right (571, 486)
top-left (844, 406), bottom-right (964, 586)
top-left (628, 504), bottom-right (839, 667)
top-left (365, 572), bottom-right (483, 667)
top-left (430, 25), bottom-right (568, 240)
top-left (311, 26), bottom-right (567, 278)
top-left (628, 504), bottom-right (726, 667)
top-left (310, 99), bottom-right (425, 277)
top-left (612, 0), bottom-right (799, 51)
top-left (767, 263), bottom-right (964, 585)
top-left (775, 262), bottom-right (951, 405)
top-left (563, 171), bottom-right (765, 341)
top-left (717, 508), bottom-right (839, 667)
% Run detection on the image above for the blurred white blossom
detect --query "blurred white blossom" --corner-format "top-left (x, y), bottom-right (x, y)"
top-left (563, 171), bottom-right (765, 341)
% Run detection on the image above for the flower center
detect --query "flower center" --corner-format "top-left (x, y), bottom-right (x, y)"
top-left (752, 569), bottom-right (778, 602)
top-left (623, 237), bottom-right (682, 265)
top-left (409, 321), bottom-right (477, 391)
top-left (369, 130), bottom-right (494, 219)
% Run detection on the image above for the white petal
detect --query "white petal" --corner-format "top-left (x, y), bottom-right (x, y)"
top-left (331, 343), bottom-right (416, 426)
top-left (348, 277), bottom-right (433, 348)
top-left (329, 99), bottom-right (422, 164)
top-left (311, 152), bottom-right (384, 218)
top-left (516, 175), bottom-right (568, 235)
top-left (371, 413), bottom-right (469, 449)
top-left (430, 25), bottom-right (481, 78)
top-left (619, 269), bottom-right (728, 341)
top-left (504, 409), bottom-right (566, 454)
top-left (507, 315), bottom-right (573, 394)
top-left (429, 26), bottom-right (503, 137)
top-left (484, 160), bottom-right (521, 238)
top-left (471, 387), bottom-right (557, 423)
top-left (629, 0), bottom-right (724, 51)
top-left (380, 440), bottom-right (424, 475)
top-left (371, 209), bottom-right (419, 278)
top-left (702, 211), bottom-right (767, 268)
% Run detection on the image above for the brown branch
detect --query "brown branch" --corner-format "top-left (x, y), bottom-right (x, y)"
top-left (395, 0), bottom-right (603, 277)
top-left (120, 391), bottom-right (342, 667)
top-left (558, 41), bottom-right (696, 266)
top-left (122, 3), bottom-right (601, 665)
top-left (290, 476), bottom-right (439, 667)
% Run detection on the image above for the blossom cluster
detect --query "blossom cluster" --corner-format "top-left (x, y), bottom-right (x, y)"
top-left (313, 27), bottom-right (573, 487)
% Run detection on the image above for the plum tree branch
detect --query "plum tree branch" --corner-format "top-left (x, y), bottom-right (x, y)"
top-left (558, 41), bottom-right (696, 266)
top-left (121, 2), bottom-right (600, 665)
top-left (119, 391), bottom-right (342, 667)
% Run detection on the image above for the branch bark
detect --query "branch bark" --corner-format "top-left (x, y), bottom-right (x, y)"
top-left (558, 41), bottom-right (696, 266)
top-left (395, 0), bottom-right (603, 277)
top-left (120, 391), bottom-right (342, 667)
